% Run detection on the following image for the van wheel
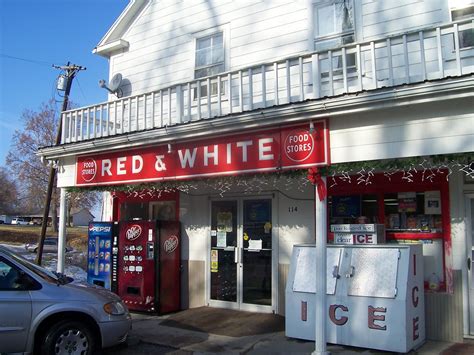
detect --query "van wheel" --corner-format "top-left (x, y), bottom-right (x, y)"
top-left (41, 320), bottom-right (95, 355)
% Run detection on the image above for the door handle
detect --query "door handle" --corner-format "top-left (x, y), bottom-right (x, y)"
top-left (468, 257), bottom-right (471, 271)
top-left (345, 266), bottom-right (355, 278)
top-left (234, 247), bottom-right (238, 264)
top-left (332, 265), bottom-right (340, 279)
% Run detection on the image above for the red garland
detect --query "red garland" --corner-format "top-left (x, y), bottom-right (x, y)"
top-left (307, 167), bottom-right (327, 201)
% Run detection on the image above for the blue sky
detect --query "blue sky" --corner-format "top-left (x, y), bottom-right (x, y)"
top-left (0, 0), bottom-right (129, 165)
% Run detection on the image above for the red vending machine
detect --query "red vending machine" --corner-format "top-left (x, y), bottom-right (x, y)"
top-left (117, 220), bottom-right (181, 313)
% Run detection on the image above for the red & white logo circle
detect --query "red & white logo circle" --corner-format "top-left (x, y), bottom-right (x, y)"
top-left (163, 235), bottom-right (179, 254)
top-left (284, 129), bottom-right (314, 162)
top-left (126, 225), bottom-right (142, 241)
top-left (80, 158), bottom-right (97, 182)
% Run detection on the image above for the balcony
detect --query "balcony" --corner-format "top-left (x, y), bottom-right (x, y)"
top-left (61, 20), bottom-right (474, 144)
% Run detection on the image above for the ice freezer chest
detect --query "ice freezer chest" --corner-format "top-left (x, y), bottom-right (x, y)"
top-left (285, 244), bottom-right (425, 353)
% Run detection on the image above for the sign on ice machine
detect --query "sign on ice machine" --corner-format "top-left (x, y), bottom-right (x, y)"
top-left (117, 220), bottom-right (181, 313)
top-left (285, 243), bottom-right (425, 353)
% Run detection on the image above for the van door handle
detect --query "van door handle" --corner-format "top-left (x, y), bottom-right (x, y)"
top-left (468, 257), bottom-right (471, 271)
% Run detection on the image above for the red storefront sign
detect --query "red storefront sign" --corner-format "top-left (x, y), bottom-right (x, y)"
top-left (76, 121), bottom-right (329, 186)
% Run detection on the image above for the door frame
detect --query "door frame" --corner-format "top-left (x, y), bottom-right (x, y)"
top-left (465, 193), bottom-right (474, 336)
top-left (206, 195), bottom-right (278, 313)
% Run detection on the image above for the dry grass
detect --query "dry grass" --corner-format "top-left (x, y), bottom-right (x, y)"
top-left (0, 225), bottom-right (88, 252)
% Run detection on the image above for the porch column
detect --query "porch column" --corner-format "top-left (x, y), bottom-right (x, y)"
top-left (313, 177), bottom-right (328, 355)
top-left (57, 188), bottom-right (68, 274)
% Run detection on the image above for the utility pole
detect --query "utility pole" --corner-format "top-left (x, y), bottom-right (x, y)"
top-left (35, 63), bottom-right (86, 265)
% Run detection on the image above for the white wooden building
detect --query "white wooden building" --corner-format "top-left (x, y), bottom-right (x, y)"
top-left (70, 208), bottom-right (94, 227)
top-left (38, 0), bottom-right (474, 344)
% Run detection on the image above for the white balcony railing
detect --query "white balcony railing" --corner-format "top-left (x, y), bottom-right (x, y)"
top-left (61, 20), bottom-right (474, 144)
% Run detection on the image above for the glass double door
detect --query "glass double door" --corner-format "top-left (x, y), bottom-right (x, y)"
top-left (209, 198), bottom-right (273, 312)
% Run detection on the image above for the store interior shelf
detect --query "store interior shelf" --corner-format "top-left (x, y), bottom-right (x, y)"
top-left (387, 231), bottom-right (444, 240)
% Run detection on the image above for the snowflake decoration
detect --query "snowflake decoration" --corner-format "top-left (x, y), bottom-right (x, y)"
top-left (356, 168), bottom-right (374, 185)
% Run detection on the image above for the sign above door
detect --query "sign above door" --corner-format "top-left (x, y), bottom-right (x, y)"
top-left (75, 120), bottom-right (329, 186)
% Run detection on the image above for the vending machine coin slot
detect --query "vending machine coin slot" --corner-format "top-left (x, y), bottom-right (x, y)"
top-left (147, 242), bottom-right (154, 260)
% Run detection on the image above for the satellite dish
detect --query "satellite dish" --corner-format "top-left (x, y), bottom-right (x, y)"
top-left (109, 73), bottom-right (123, 92)
top-left (98, 73), bottom-right (123, 98)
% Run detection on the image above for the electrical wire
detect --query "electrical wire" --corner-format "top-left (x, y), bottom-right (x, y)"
top-left (0, 53), bottom-right (52, 66)
top-left (74, 77), bottom-right (87, 103)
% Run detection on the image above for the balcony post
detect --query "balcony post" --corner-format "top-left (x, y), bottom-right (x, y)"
top-left (436, 28), bottom-right (444, 78)
top-left (312, 54), bottom-right (320, 99)
top-left (176, 85), bottom-right (183, 123)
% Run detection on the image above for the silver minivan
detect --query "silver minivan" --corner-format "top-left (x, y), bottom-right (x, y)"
top-left (0, 245), bottom-right (131, 354)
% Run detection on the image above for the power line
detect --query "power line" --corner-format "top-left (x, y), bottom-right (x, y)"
top-left (0, 53), bottom-right (52, 66)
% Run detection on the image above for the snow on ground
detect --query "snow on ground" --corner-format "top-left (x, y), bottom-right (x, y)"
top-left (1, 243), bottom-right (87, 282)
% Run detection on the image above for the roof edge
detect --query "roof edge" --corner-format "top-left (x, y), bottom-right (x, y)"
top-left (92, 0), bottom-right (149, 58)
top-left (93, 39), bottom-right (130, 57)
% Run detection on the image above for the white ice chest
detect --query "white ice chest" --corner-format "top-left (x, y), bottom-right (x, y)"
top-left (285, 244), bottom-right (425, 353)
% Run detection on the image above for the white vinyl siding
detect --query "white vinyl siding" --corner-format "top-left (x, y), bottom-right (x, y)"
top-left (108, 0), bottom-right (459, 98)
top-left (361, 0), bottom-right (446, 40)
top-left (329, 100), bottom-right (474, 164)
top-left (110, 0), bottom-right (308, 96)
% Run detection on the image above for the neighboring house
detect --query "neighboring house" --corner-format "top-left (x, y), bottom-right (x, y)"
top-left (70, 208), bottom-right (94, 226)
top-left (38, 0), bottom-right (474, 345)
top-left (0, 215), bottom-right (13, 224)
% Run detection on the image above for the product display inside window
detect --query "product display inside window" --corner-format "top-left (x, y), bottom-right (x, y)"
top-left (328, 187), bottom-right (447, 291)
top-left (384, 191), bottom-right (442, 233)
top-left (329, 194), bottom-right (378, 224)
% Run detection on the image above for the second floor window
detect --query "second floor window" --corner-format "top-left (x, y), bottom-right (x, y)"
top-left (451, 5), bottom-right (474, 49)
top-left (195, 32), bottom-right (225, 97)
top-left (314, 0), bottom-right (355, 72)
top-left (314, 0), bottom-right (354, 51)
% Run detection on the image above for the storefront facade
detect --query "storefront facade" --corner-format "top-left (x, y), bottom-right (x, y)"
top-left (38, 0), bottom-right (474, 343)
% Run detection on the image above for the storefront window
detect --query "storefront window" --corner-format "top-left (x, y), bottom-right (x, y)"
top-left (328, 171), bottom-right (450, 292)
top-left (150, 201), bottom-right (176, 221)
top-left (329, 194), bottom-right (378, 224)
top-left (113, 190), bottom-right (179, 222)
top-left (384, 191), bottom-right (442, 232)
top-left (120, 202), bottom-right (148, 221)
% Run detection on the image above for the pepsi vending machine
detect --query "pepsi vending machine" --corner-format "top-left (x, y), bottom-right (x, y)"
top-left (87, 222), bottom-right (119, 291)
top-left (117, 220), bottom-right (181, 313)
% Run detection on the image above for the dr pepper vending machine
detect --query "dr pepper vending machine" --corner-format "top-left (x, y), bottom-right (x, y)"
top-left (87, 222), bottom-right (119, 291)
top-left (117, 220), bottom-right (181, 313)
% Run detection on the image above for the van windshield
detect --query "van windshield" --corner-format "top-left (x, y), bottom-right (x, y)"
top-left (6, 249), bottom-right (59, 284)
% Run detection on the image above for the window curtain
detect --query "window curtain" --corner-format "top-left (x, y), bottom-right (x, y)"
top-left (335, 0), bottom-right (353, 33)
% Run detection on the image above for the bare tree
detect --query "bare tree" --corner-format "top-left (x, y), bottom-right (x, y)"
top-left (0, 168), bottom-right (20, 214)
top-left (6, 100), bottom-right (99, 229)
top-left (67, 191), bottom-right (99, 227)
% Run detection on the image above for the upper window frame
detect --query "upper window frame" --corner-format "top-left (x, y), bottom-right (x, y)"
top-left (192, 25), bottom-right (230, 81)
top-left (449, 3), bottom-right (474, 49)
top-left (194, 31), bottom-right (225, 79)
top-left (312, 0), bottom-right (355, 51)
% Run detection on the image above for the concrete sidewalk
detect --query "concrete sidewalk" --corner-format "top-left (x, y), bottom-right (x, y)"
top-left (127, 308), bottom-right (474, 354)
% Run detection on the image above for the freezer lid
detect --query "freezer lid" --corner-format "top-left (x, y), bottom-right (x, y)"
top-left (347, 248), bottom-right (399, 298)
top-left (292, 247), bottom-right (342, 294)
